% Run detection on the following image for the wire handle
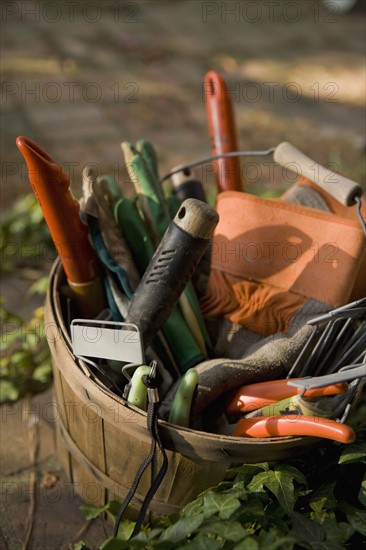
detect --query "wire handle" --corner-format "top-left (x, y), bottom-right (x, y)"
top-left (273, 141), bottom-right (363, 206)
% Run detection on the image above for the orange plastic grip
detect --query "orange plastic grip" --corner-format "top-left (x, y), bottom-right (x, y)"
top-left (226, 379), bottom-right (349, 415)
top-left (204, 71), bottom-right (242, 192)
top-left (16, 136), bottom-right (99, 284)
top-left (232, 415), bottom-right (356, 444)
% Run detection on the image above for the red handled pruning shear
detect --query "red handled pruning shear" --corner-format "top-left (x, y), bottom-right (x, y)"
top-left (225, 379), bottom-right (356, 444)
top-left (231, 415), bottom-right (355, 444)
top-left (226, 378), bottom-right (349, 415)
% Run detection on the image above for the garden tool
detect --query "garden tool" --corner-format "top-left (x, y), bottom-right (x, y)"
top-left (114, 196), bottom-right (155, 276)
top-left (225, 374), bottom-right (362, 444)
top-left (171, 166), bottom-right (207, 203)
top-left (85, 215), bottom-right (134, 306)
top-left (204, 70), bottom-right (242, 191)
top-left (136, 139), bottom-right (159, 180)
top-left (126, 199), bottom-right (219, 354)
top-left (114, 193), bottom-right (209, 371)
top-left (169, 166), bottom-right (212, 304)
top-left (244, 390), bottom-right (353, 420)
top-left (287, 298), bottom-right (366, 378)
top-left (122, 141), bottom-right (213, 357)
top-left (287, 364), bottom-right (366, 391)
top-left (214, 372), bottom-right (361, 441)
top-left (16, 136), bottom-right (105, 318)
top-left (231, 416), bottom-right (356, 444)
top-left (82, 164), bottom-right (98, 202)
top-left (127, 365), bottom-right (153, 411)
top-left (225, 378), bottom-right (349, 416)
top-left (121, 141), bottom-right (169, 247)
top-left (82, 174), bottom-right (140, 292)
top-left (168, 368), bottom-right (198, 427)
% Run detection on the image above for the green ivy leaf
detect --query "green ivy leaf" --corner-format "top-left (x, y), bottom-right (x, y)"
top-left (199, 519), bottom-right (248, 542)
top-left (289, 512), bottom-right (325, 545)
top-left (181, 495), bottom-right (204, 517)
top-left (338, 441), bottom-right (366, 465)
top-left (203, 491), bottom-right (241, 520)
top-left (338, 502), bottom-right (366, 536)
top-left (248, 465), bottom-right (304, 516)
top-left (235, 493), bottom-right (265, 524)
top-left (232, 537), bottom-right (260, 550)
top-left (310, 481), bottom-right (337, 514)
top-left (322, 517), bottom-right (354, 545)
top-left (257, 528), bottom-right (296, 550)
top-left (158, 514), bottom-right (204, 544)
top-left (177, 533), bottom-right (223, 550)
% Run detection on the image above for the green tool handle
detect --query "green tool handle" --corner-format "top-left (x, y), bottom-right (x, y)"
top-left (126, 199), bottom-right (219, 348)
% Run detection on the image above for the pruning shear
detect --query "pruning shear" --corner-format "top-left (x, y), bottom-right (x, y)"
top-left (225, 378), bottom-right (356, 444)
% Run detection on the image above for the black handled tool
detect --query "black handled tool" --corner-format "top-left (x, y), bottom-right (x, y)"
top-left (171, 166), bottom-right (207, 203)
top-left (126, 199), bottom-right (219, 347)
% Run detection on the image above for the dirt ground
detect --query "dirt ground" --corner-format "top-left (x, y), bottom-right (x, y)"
top-left (0, 1), bottom-right (365, 548)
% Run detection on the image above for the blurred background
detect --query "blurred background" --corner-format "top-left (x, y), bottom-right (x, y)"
top-left (0, 1), bottom-right (365, 546)
top-left (1, 0), bottom-right (365, 315)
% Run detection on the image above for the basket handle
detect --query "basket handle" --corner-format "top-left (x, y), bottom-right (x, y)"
top-left (274, 141), bottom-right (363, 206)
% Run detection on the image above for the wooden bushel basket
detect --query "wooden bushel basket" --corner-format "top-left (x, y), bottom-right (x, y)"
top-left (45, 260), bottom-right (319, 515)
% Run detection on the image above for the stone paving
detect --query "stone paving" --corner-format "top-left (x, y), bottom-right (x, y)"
top-left (1, 1), bottom-right (365, 548)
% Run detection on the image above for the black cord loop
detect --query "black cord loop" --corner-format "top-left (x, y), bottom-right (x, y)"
top-left (113, 361), bottom-right (168, 540)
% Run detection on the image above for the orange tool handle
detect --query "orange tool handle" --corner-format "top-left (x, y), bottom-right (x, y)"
top-left (204, 70), bottom-right (242, 192)
top-left (232, 415), bottom-right (355, 444)
top-left (16, 136), bottom-right (99, 284)
top-left (226, 379), bottom-right (349, 415)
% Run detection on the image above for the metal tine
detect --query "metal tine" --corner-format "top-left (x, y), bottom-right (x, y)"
top-left (298, 322), bottom-right (332, 376)
top-left (336, 319), bottom-right (365, 354)
top-left (351, 348), bottom-right (366, 366)
top-left (79, 355), bottom-right (125, 398)
top-left (334, 320), bottom-right (366, 362)
top-left (337, 378), bottom-right (363, 422)
top-left (287, 325), bottom-right (318, 378)
top-left (340, 378), bottom-right (364, 423)
top-left (310, 318), bottom-right (350, 376)
top-left (300, 320), bottom-right (337, 377)
top-left (307, 298), bottom-right (366, 326)
top-left (312, 317), bottom-right (354, 376)
top-left (327, 326), bottom-right (366, 374)
top-left (332, 328), bottom-right (366, 371)
top-left (287, 363), bottom-right (366, 390)
top-left (298, 300), bottom-right (366, 378)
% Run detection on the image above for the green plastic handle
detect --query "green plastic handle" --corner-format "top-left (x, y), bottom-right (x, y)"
top-left (114, 197), bottom-right (155, 276)
top-left (127, 365), bottom-right (151, 411)
top-left (130, 152), bottom-right (170, 238)
top-left (168, 368), bottom-right (198, 427)
top-left (136, 139), bottom-right (159, 180)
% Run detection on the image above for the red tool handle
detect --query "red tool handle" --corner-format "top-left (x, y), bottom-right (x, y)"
top-left (16, 136), bottom-right (99, 284)
top-left (226, 379), bottom-right (349, 415)
top-left (204, 71), bottom-right (242, 192)
top-left (232, 415), bottom-right (355, 444)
